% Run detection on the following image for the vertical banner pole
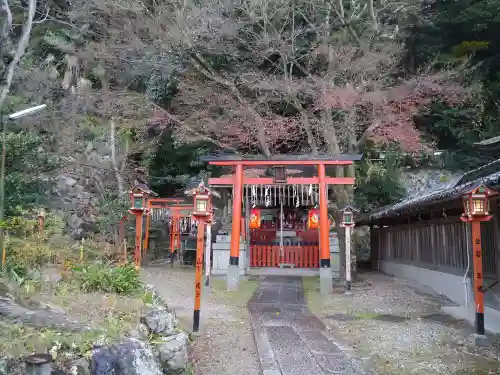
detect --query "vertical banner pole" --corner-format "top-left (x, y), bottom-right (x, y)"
top-left (144, 210), bottom-right (151, 257)
top-left (345, 226), bottom-right (352, 293)
top-left (472, 220), bottom-right (485, 336)
top-left (134, 213), bottom-right (143, 269)
top-left (205, 222), bottom-right (212, 286)
top-left (193, 219), bottom-right (205, 332)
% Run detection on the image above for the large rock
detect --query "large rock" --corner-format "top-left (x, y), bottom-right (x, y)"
top-left (154, 333), bottom-right (189, 371)
top-left (68, 357), bottom-right (91, 375)
top-left (90, 338), bottom-right (162, 375)
top-left (0, 296), bottom-right (88, 331)
top-left (141, 307), bottom-right (176, 335)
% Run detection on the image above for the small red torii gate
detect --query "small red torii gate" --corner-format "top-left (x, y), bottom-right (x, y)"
top-left (144, 198), bottom-right (196, 260)
top-left (200, 154), bottom-right (362, 293)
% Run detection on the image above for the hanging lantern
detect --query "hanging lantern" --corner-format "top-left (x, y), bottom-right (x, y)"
top-left (249, 208), bottom-right (261, 229)
top-left (308, 207), bottom-right (319, 229)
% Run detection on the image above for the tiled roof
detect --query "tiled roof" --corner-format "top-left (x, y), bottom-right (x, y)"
top-left (358, 162), bottom-right (500, 225)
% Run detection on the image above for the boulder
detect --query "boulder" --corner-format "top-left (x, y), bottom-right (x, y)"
top-left (67, 357), bottom-right (90, 375)
top-left (90, 338), bottom-right (162, 375)
top-left (141, 307), bottom-right (176, 335)
top-left (154, 332), bottom-right (189, 371)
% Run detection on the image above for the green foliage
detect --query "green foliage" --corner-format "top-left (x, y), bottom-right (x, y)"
top-left (355, 143), bottom-right (407, 213)
top-left (1, 208), bottom-right (68, 278)
top-left (71, 261), bottom-right (142, 294)
top-left (452, 40), bottom-right (490, 57)
top-left (1, 131), bottom-right (56, 215)
top-left (406, 0), bottom-right (500, 171)
top-left (95, 190), bottom-right (129, 237)
top-left (414, 101), bottom-right (498, 171)
top-left (148, 129), bottom-right (223, 196)
top-left (145, 73), bottom-right (179, 108)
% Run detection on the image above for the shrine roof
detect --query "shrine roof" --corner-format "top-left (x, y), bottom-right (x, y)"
top-left (358, 160), bottom-right (500, 225)
top-left (474, 135), bottom-right (500, 153)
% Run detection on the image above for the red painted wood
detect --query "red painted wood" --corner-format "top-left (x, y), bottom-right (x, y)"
top-left (250, 245), bottom-right (319, 268)
top-left (208, 160), bottom-right (353, 166)
top-left (208, 177), bottom-right (355, 185)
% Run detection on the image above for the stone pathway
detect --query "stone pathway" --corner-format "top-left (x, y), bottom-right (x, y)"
top-left (248, 277), bottom-right (368, 375)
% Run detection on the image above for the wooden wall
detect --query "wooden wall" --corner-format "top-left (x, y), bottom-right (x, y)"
top-left (371, 217), bottom-right (498, 277)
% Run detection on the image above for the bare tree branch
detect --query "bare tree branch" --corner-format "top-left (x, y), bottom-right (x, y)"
top-left (0, 0), bottom-right (37, 109)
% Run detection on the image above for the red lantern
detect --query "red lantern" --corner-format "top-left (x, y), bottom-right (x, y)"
top-left (249, 208), bottom-right (261, 229)
top-left (308, 208), bottom-right (319, 229)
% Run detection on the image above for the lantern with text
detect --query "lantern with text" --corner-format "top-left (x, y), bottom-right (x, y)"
top-left (339, 205), bottom-right (358, 228)
top-left (461, 185), bottom-right (494, 221)
top-left (130, 191), bottom-right (146, 214)
top-left (459, 184), bottom-right (497, 339)
top-left (249, 208), bottom-right (261, 229)
top-left (308, 207), bottom-right (319, 229)
top-left (192, 183), bottom-right (212, 219)
top-left (184, 181), bottom-right (220, 333)
top-left (127, 183), bottom-right (157, 269)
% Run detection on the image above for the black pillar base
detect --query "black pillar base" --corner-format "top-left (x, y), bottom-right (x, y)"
top-left (346, 280), bottom-right (351, 291)
top-left (320, 259), bottom-right (330, 268)
top-left (229, 256), bottom-right (239, 266)
top-left (193, 309), bottom-right (200, 332)
top-left (476, 312), bottom-right (485, 335)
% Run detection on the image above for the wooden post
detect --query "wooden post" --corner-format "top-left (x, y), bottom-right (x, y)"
top-left (144, 211), bottom-right (151, 257)
top-left (318, 164), bottom-right (330, 267)
top-left (472, 220), bottom-right (485, 336)
top-left (25, 353), bottom-right (52, 375)
top-left (134, 212), bottom-right (143, 268)
top-left (205, 222), bottom-right (212, 286)
top-left (318, 163), bottom-right (333, 295)
top-left (118, 217), bottom-right (126, 261)
top-left (228, 164), bottom-right (243, 290)
top-left (193, 219), bottom-right (205, 332)
top-left (345, 226), bottom-right (352, 292)
top-left (37, 210), bottom-right (45, 234)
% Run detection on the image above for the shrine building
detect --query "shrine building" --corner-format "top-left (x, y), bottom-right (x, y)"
top-left (200, 154), bottom-right (362, 293)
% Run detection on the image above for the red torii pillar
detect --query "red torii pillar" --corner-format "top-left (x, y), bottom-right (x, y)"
top-left (318, 163), bottom-right (333, 294)
top-left (227, 164), bottom-right (244, 290)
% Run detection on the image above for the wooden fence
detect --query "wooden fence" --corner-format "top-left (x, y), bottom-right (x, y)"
top-left (250, 245), bottom-right (319, 268)
top-left (371, 217), bottom-right (497, 276)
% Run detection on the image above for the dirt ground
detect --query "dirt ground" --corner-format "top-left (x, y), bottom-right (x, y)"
top-left (304, 271), bottom-right (500, 375)
top-left (140, 264), bottom-right (261, 375)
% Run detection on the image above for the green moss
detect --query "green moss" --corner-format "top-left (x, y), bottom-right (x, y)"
top-left (211, 278), bottom-right (258, 306)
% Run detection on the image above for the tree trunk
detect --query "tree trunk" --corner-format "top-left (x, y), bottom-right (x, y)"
top-left (0, 0), bottom-right (36, 108)
top-left (110, 118), bottom-right (125, 195)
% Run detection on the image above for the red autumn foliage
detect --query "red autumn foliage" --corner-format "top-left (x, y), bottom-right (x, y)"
top-left (318, 73), bottom-right (469, 152)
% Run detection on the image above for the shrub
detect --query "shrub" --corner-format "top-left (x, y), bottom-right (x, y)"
top-left (70, 261), bottom-right (141, 294)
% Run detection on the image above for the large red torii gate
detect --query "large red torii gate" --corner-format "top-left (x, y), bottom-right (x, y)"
top-left (200, 154), bottom-right (362, 294)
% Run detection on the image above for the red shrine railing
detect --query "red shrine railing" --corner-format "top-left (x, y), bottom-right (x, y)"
top-left (249, 245), bottom-right (319, 268)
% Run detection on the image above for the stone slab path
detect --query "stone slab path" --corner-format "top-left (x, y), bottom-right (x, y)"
top-left (248, 277), bottom-right (368, 375)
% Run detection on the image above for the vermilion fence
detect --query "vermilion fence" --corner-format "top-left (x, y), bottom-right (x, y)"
top-left (249, 245), bottom-right (319, 268)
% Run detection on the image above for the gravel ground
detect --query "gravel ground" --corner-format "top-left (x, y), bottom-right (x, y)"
top-left (141, 265), bottom-right (261, 375)
top-left (304, 272), bottom-right (500, 375)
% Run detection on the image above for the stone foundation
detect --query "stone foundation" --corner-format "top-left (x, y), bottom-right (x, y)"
top-left (211, 233), bottom-right (248, 276)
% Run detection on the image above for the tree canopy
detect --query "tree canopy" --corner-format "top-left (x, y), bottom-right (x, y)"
top-left (1, 0), bottom-right (499, 223)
